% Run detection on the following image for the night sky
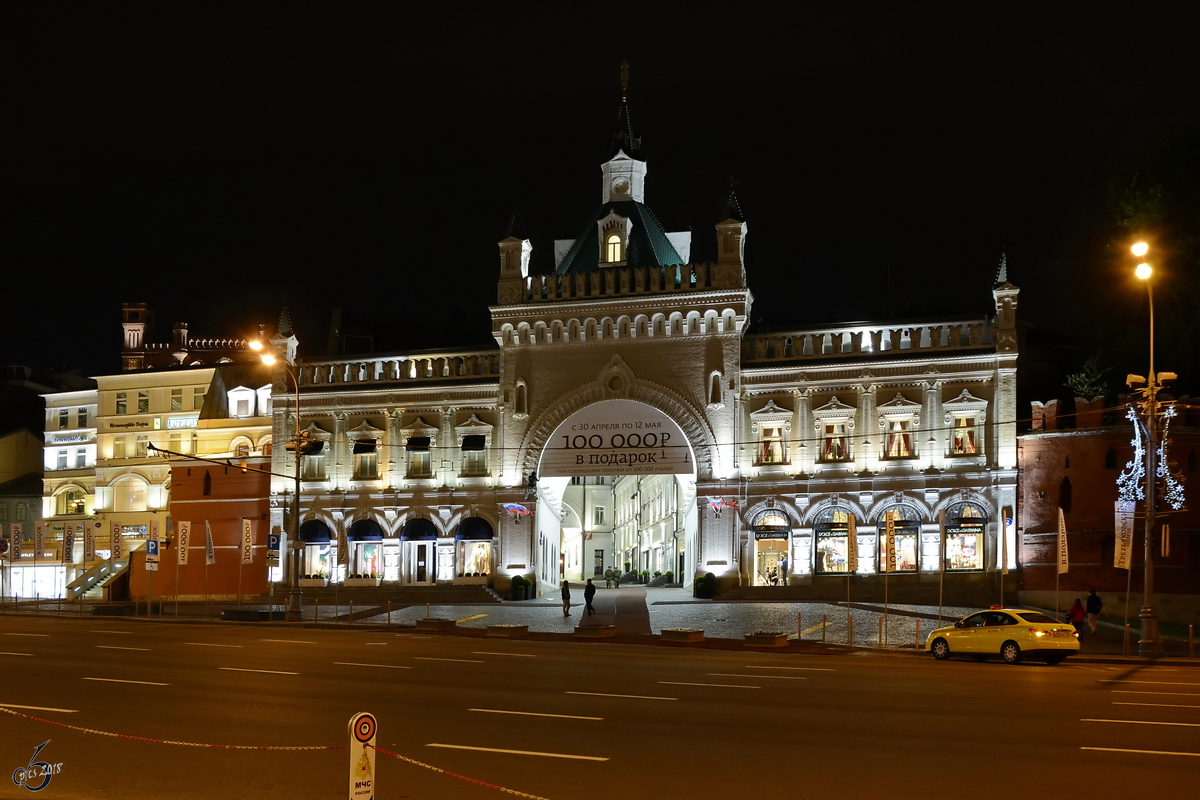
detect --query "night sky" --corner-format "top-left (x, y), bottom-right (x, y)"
top-left (7, 4), bottom-right (1200, 398)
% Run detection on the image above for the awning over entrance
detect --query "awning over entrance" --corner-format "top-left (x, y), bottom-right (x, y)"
top-left (299, 519), bottom-right (332, 543)
top-left (400, 517), bottom-right (438, 541)
top-left (454, 517), bottom-right (493, 541)
top-left (347, 519), bottom-right (384, 541)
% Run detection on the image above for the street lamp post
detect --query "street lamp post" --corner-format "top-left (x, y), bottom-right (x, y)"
top-left (254, 343), bottom-right (305, 622)
top-left (1131, 242), bottom-right (1164, 656)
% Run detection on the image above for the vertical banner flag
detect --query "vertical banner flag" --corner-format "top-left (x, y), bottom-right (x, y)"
top-left (34, 521), bottom-right (45, 560)
top-left (1114, 501), bottom-right (1135, 570)
top-left (145, 519), bottom-right (160, 572)
top-left (177, 521), bottom-right (191, 566)
top-left (63, 523), bottom-right (76, 565)
top-left (204, 521), bottom-right (216, 565)
top-left (938, 510), bottom-right (946, 571)
top-left (884, 511), bottom-right (897, 573)
top-left (1001, 507), bottom-right (1013, 575)
top-left (846, 514), bottom-right (858, 572)
top-left (2, 525), bottom-right (13, 563)
top-left (11, 523), bottom-right (22, 561)
top-left (337, 521), bottom-right (349, 567)
top-left (241, 518), bottom-right (253, 565)
top-left (84, 521), bottom-right (98, 562)
top-left (1056, 507), bottom-right (1069, 574)
top-left (111, 521), bottom-right (124, 561)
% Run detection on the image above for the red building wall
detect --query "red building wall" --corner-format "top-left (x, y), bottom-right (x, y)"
top-left (130, 459), bottom-right (273, 600)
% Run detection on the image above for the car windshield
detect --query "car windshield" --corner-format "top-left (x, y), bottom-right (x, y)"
top-left (1016, 612), bottom-right (1061, 625)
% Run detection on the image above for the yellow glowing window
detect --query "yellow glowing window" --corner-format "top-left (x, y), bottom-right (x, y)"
top-left (606, 234), bottom-right (622, 263)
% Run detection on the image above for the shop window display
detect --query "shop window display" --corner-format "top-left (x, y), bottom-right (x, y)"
top-left (878, 509), bottom-right (920, 571)
top-left (944, 502), bottom-right (986, 570)
top-left (458, 541), bottom-right (491, 575)
top-left (357, 543), bottom-right (380, 576)
top-left (813, 508), bottom-right (856, 574)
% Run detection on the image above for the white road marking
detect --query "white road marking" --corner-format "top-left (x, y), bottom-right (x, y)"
top-left (219, 667), bottom-right (299, 675)
top-left (745, 665), bottom-right (834, 672)
top-left (365, 643), bottom-right (387, 646)
top-left (710, 673), bottom-right (806, 680)
top-left (0, 652), bottom-right (34, 657)
top-left (1100, 680), bottom-right (1200, 686)
top-left (334, 662), bottom-right (410, 669)
top-left (1082, 746), bottom-right (1200, 757)
top-left (427, 743), bottom-right (608, 761)
top-left (659, 681), bottom-right (760, 689)
top-left (567, 691), bottom-right (676, 701)
top-left (473, 652), bottom-right (537, 657)
top-left (186, 642), bottom-right (242, 648)
top-left (92, 630), bottom-right (132, 634)
top-left (1112, 690), bottom-right (1200, 697)
top-left (413, 657), bottom-right (484, 663)
top-left (261, 639), bottom-right (316, 644)
top-left (1073, 666), bottom-right (1105, 672)
top-left (0, 704), bottom-right (79, 713)
top-left (1082, 718), bottom-right (1200, 728)
top-left (469, 709), bottom-right (602, 721)
top-left (83, 677), bottom-right (168, 686)
top-left (95, 645), bottom-right (151, 651)
top-left (5, 633), bottom-right (49, 637)
top-left (1114, 702), bottom-right (1200, 709)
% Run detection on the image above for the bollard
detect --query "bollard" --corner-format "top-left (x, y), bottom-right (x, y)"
top-left (878, 616), bottom-right (884, 647)
top-left (822, 614), bottom-right (827, 643)
top-left (1190, 624), bottom-right (1194, 659)
top-left (349, 600), bottom-right (354, 624)
top-left (315, 598), bottom-right (320, 622)
top-left (387, 600), bottom-right (392, 626)
top-left (426, 602), bottom-right (431, 620)
top-left (848, 615), bottom-right (854, 645)
top-left (1123, 624), bottom-right (1131, 656)
top-left (915, 619), bottom-right (921, 650)
top-left (797, 612), bottom-right (802, 640)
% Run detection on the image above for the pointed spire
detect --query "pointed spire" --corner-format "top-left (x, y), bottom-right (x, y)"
top-left (609, 61), bottom-right (642, 159)
top-left (502, 209), bottom-right (529, 241)
top-left (719, 185), bottom-right (745, 222)
top-left (278, 304), bottom-right (293, 336)
top-left (995, 251), bottom-right (1009, 286)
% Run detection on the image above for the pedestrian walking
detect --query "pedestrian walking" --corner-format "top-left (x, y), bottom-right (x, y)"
top-left (584, 578), bottom-right (596, 616)
top-left (560, 580), bottom-right (571, 616)
top-left (779, 555), bottom-right (789, 587)
top-left (1085, 589), bottom-right (1102, 634)
top-left (1066, 598), bottom-right (1086, 634)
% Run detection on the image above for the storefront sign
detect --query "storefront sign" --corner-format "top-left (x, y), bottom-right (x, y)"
top-left (540, 399), bottom-right (694, 477)
top-left (52, 434), bottom-right (91, 443)
top-left (1114, 501), bottom-right (1135, 570)
top-left (177, 521), bottom-right (191, 565)
top-left (107, 420), bottom-right (152, 430)
top-left (753, 527), bottom-right (789, 540)
top-left (166, 417), bottom-right (199, 429)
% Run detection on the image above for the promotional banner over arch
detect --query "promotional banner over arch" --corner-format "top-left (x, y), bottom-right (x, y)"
top-left (540, 399), bottom-right (694, 478)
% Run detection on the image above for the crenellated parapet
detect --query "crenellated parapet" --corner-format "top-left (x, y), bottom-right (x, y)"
top-left (296, 352), bottom-right (501, 386)
top-left (741, 318), bottom-right (994, 363)
top-left (497, 262), bottom-right (745, 306)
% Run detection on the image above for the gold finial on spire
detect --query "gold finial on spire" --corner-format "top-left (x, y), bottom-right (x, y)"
top-left (620, 60), bottom-right (629, 101)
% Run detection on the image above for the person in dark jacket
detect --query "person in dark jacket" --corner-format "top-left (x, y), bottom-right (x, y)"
top-left (560, 580), bottom-right (571, 616)
top-left (583, 578), bottom-right (597, 616)
top-left (1086, 589), bottom-right (1103, 634)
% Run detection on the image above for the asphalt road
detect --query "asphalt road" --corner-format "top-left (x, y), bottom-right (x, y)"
top-left (2, 616), bottom-right (1198, 799)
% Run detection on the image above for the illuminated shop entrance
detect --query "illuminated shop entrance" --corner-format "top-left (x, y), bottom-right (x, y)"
top-left (752, 509), bottom-right (790, 586)
top-left (535, 399), bottom-right (699, 590)
top-left (943, 502), bottom-right (987, 571)
top-left (399, 517), bottom-right (438, 586)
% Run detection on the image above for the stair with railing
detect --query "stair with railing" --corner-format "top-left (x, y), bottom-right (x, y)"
top-left (66, 559), bottom-right (130, 600)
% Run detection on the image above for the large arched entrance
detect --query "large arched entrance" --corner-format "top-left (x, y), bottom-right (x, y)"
top-left (533, 399), bottom-right (699, 589)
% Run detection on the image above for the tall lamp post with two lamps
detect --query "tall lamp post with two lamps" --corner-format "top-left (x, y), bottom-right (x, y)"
top-left (250, 340), bottom-right (306, 622)
top-left (1120, 241), bottom-right (1185, 657)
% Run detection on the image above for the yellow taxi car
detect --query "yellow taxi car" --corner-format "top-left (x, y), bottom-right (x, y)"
top-left (925, 608), bottom-right (1080, 665)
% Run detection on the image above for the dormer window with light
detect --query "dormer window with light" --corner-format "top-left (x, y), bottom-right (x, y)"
top-left (606, 234), bottom-right (623, 263)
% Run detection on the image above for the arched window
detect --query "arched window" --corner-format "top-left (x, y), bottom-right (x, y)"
top-left (606, 234), bottom-right (622, 263)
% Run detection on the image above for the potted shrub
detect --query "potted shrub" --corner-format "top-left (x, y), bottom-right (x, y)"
top-left (344, 572), bottom-right (381, 587)
top-left (299, 574), bottom-right (328, 588)
top-left (624, 560), bottom-right (632, 573)
top-left (511, 575), bottom-right (527, 601)
top-left (665, 570), bottom-right (674, 584)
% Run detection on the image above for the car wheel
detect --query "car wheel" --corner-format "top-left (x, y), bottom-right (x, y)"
top-left (971, 654), bottom-right (988, 662)
top-left (1044, 653), bottom-right (1066, 665)
top-left (1000, 641), bottom-right (1022, 664)
top-left (931, 638), bottom-right (951, 660)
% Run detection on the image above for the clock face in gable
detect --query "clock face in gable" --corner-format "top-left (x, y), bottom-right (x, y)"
top-left (611, 177), bottom-right (630, 195)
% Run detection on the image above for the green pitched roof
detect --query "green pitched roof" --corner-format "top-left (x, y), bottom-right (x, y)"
top-left (555, 201), bottom-right (685, 274)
